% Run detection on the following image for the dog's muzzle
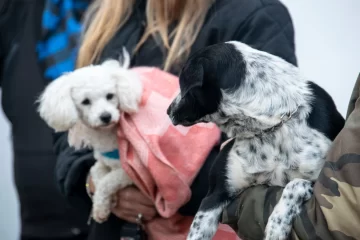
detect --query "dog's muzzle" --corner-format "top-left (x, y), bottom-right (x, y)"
top-left (167, 102), bottom-right (177, 125)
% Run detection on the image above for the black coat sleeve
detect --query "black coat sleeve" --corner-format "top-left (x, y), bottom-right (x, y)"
top-left (234, 2), bottom-right (297, 66)
top-left (54, 132), bottom-right (95, 213)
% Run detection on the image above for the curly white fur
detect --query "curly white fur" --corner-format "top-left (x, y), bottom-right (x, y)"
top-left (37, 49), bottom-right (142, 223)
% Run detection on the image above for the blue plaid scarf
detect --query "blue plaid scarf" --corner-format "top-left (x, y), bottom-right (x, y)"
top-left (37, 0), bottom-right (89, 81)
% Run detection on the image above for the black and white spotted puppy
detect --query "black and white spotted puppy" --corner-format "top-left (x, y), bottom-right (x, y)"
top-left (167, 41), bottom-right (344, 240)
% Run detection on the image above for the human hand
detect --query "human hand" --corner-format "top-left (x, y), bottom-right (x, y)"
top-left (112, 186), bottom-right (157, 224)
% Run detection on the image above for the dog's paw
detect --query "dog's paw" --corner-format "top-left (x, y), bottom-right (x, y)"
top-left (92, 204), bottom-right (111, 223)
top-left (186, 210), bottom-right (221, 240)
top-left (264, 218), bottom-right (289, 240)
top-left (264, 179), bottom-right (314, 240)
top-left (264, 204), bottom-right (294, 240)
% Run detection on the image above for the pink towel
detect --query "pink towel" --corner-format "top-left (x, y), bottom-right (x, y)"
top-left (117, 67), bottom-right (240, 240)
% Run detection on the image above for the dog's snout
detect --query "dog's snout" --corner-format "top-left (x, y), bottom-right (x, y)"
top-left (171, 118), bottom-right (179, 126)
top-left (100, 112), bottom-right (112, 124)
top-left (167, 103), bottom-right (174, 117)
top-left (167, 103), bottom-right (178, 125)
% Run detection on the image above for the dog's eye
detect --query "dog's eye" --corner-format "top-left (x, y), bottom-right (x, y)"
top-left (82, 98), bottom-right (91, 105)
top-left (106, 93), bottom-right (114, 100)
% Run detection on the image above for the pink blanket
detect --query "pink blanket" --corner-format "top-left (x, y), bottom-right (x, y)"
top-left (117, 67), bottom-right (240, 240)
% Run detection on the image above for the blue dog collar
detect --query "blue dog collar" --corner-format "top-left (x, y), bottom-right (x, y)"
top-left (101, 149), bottom-right (120, 160)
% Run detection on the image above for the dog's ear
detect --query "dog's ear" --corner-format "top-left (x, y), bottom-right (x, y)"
top-left (168, 61), bottom-right (221, 125)
top-left (179, 59), bottom-right (205, 96)
top-left (113, 70), bottom-right (142, 113)
top-left (37, 74), bottom-right (79, 132)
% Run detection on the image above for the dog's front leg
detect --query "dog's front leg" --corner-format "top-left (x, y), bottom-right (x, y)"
top-left (90, 160), bottom-right (110, 188)
top-left (187, 176), bottom-right (251, 240)
top-left (187, 140), bottom-right (243, 240)
top-left (92, 168), bottom-right (133, 223)
top-left (187, 190), bottom-right (233, 240)
top-left (264, 179), bottom-right (313, 240)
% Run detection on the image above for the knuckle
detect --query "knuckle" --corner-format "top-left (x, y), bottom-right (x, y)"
top-left (149, 208), bottom-right (157, 216)
top-left (145, 208), bottom-right (157, 219)
top-left (112, 209), bottom-right (123, 218)
top-left (119, 188), bottom-right (133, 201)
top-left (124, 191), bottom-right (132, 200)
top-left (121, 201), bottom-right (131, 209)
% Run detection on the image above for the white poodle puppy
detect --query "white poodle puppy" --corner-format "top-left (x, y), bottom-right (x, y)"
top-left (37, 50), bottom-right (142, 223)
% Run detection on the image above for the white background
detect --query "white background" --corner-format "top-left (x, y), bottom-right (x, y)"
top-left (0, 1), bottom-right (359, 239)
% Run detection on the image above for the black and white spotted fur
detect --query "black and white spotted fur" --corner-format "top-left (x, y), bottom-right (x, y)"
top-left (167, 41), bottom-right (344, 240)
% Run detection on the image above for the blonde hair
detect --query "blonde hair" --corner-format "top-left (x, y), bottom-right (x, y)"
top-left (77, 0), bottom-right (213, 71)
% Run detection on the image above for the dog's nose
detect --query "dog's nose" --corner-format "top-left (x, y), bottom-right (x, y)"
top-left (100, 112), bottom-right (112, 124)
top-left (166, 105), bottom-right (172, 115)
top-left (170, 119), bottom-right (179, 126)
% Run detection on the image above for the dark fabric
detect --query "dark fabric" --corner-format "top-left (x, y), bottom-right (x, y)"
top-left (54, 0), bottom-right (297, 237)
top-left (87, 214), bottom-right (123, 240)
top-left (0, 0), bottom-right (89, 238)
top-left (221, 75), bottom-right (360, 239)
top-left (21, 233), bottom-right (88, 240)
top-left (37, 0), bottom-right (89, 81)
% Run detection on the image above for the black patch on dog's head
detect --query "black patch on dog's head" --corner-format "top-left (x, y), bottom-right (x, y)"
top-left (167, 42), bottom-right (246, 126)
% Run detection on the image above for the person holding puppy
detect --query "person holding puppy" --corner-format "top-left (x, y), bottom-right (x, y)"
top-left (53, 0), bottom-right (298, 239)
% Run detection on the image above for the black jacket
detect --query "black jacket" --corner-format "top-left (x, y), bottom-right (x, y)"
top-left (0, 0), bottom-right (89, 238)
top-left (55, 0), bottom-right (297, 238)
